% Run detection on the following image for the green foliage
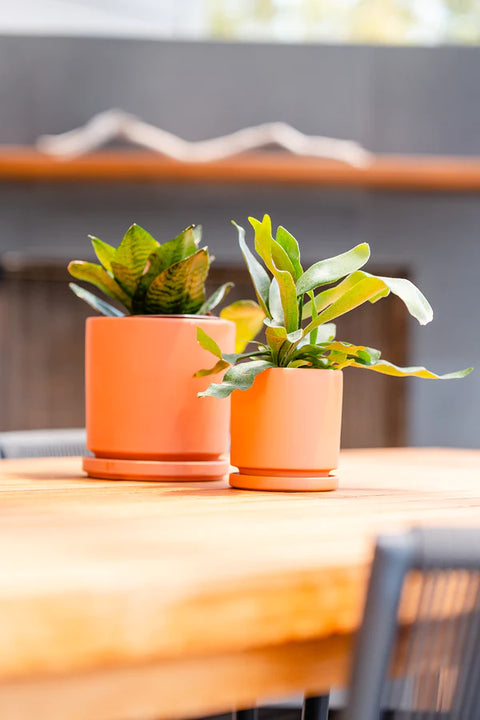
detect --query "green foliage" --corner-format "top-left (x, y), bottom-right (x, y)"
top-left (197, 214), bottom-right (472, 397)
top-left (68, 224), bottom-right (233, 316)
top-left (219, 300), bottom-right (267, 353)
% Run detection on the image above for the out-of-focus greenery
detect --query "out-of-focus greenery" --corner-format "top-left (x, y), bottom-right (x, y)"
top-left (208, 0), bottom-right (480, 45)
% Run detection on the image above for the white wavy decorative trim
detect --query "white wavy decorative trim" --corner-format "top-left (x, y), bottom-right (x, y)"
top-left (36, 109), bottom-right (371, 166)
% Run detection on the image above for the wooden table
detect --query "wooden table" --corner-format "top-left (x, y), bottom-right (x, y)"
top-left (0, 448), bottom-right (479, 720)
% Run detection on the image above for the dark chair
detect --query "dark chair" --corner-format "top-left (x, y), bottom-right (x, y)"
top-left (303, 528), bottom-right (480, 720)
top-left (0, 428), bottom-right (88, 458)
top-left (344, 527), bottom-right (480, 720)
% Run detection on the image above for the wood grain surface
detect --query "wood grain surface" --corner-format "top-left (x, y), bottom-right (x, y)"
top-left (0, 448), bottom-right (478, 719)
top-left (1, 148), bottom-right (480, 191)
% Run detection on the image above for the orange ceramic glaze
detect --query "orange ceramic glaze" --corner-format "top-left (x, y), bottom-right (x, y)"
top-left (85, 315), bottom-right (235, 480)
top-left (230, 367), bottom-right (343, 492)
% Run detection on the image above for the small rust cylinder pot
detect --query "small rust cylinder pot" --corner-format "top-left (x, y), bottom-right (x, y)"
top-left (83, 315), bottom-right (235, 481)
top-left (230, 367), bottom-right (343, 492)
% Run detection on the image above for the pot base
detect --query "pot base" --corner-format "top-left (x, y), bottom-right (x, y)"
top-left (229, 471), bottom-right (338, 492)
top-left (83, 456), bottom-right (229, 482)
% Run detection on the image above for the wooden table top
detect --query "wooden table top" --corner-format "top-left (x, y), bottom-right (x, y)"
top-left (1, 447), bottom-right (479, 687)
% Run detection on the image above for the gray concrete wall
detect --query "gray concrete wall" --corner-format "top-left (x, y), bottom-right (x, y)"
top-left (0, 37), bottom-right (479, 447)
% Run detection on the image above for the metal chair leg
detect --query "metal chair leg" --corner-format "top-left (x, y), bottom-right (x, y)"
top-left (302, 694), bottom-right (330, 720)
top-left (233, 709), bottom-right (258, 720)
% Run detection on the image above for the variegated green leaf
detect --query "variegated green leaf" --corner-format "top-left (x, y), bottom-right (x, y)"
top-left (68, 261), bottom-right (132, 311)
top-left (89, 236), bottom-right (116, 273)
top-left (132, 233), bottom-right (201, 313)
top-left (198, 282), bottom-right (233, 315)
top-left (351, 359), bottom-right (472, 380)
top-left (69, 283), bottom-right (125, 317)
top-left (131, 249), bottom-right (165, 314)
top-left (296, 243), bottom-right (371, 296)
top-left (115, 224), bottom-right (159, 277)
top-left (145, 248), bottom-right (209, 314)
top-left (234, 221), bottom-right (271, 318)
top-left (110, 261), bottom-right (139, 297)
top-left (158, 226), bottom-right (198, 269)
top-left (199, 360), bottom-right (274, 398)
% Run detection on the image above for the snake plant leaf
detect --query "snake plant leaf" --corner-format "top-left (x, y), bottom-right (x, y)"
top-left (296, 243), bottom-right (371, 296)
top-left (131, 249), bottom-right (165, 313)
top-left (110, 261), bottom-right (139, 297)
top-left (68, 260), bottom-right (132, 311)
top-left (351, 358), bottom-right (473, 379)
top-left (234, 221), bottom-right (271, 318)
top-left (131, 232), bottom-right (207, 314)
top-left (192, 224), bottom-right (203, 245)
top-left (220, 300), bottom-right (265, 353)
top-left (158, 226), bottom-right (199, 268)
top-left (198, 360), bottom-right (274, 398)
top-left (196, 326), bottom-right (223, 360)
top-left (145, 248), bottom-right (209, 314)
top-left (89, 236), bottom-right (116, 274)
top-left (198, 282), bottom-right (234, 314)
top-left (364, 273), bottom-right (433, 325)
top-left (68, 283), bottom-right (125, 317)
top-left (276, 225), bottom-right (303, 279)
top-left (249, 215), bottom-right (298, 333)
top-left (115, 224), bottom-right (159, 277)
top-left (303, 276), bottom-right (387, 336)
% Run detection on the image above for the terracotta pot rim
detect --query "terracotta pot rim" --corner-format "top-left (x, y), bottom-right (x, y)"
top-left (87, 314), bottom-right (228, 321)
top-left (259, 366), bottom-right (343, 375)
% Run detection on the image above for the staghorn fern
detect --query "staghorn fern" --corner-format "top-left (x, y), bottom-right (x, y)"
top-left (68, 224), bottom-right (233, 316)
top-left (196, 215), bottom-right (472, 398)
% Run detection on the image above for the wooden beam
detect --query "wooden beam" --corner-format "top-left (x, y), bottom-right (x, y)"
top-left (0, 636), bottom-right (353, 720)
top-left (1, 147), bottom-right (480, 191)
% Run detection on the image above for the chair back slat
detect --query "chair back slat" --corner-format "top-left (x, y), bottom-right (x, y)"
top-left (344, 529), bottom-right (480, 720)
top-left (0, 428), bottom-right (87, 458)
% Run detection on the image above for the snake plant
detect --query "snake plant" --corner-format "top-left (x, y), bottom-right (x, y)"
top-left (196, 214), bottom-right (472, 398)
top-left (68, 223), bottom-right (233, 316)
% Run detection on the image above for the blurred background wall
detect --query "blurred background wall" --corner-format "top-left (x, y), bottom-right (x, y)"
top-left (0, 34), bottom-right (478, 447)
